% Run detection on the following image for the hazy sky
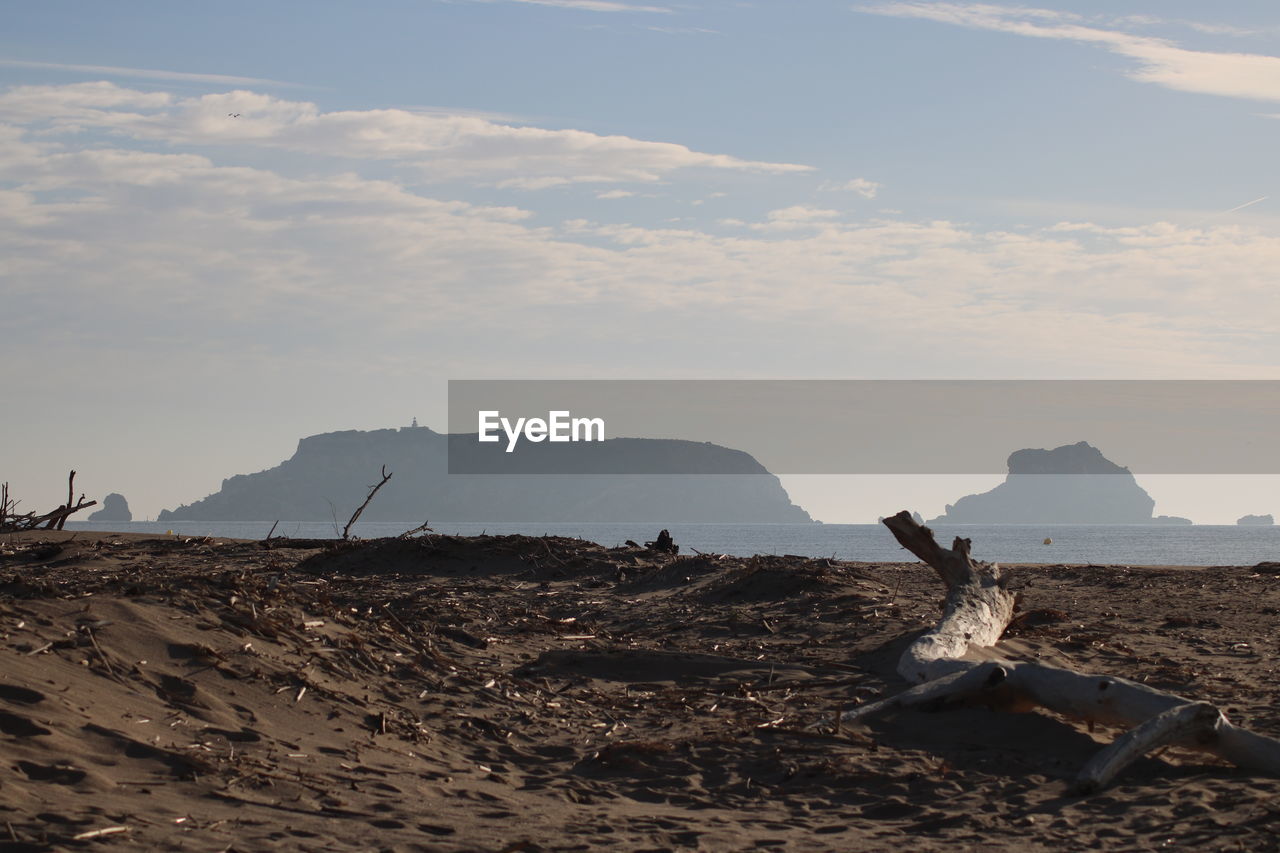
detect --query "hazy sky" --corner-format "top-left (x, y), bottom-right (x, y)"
top-left (3, 1), bottom-right (1279, 523)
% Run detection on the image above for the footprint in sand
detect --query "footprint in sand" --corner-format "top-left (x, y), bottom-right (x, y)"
top-left (155, 674), bottom-right (200, 703)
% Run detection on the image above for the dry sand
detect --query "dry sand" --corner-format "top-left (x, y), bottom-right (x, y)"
top-left (2, 529), bottom-right (1280, 851)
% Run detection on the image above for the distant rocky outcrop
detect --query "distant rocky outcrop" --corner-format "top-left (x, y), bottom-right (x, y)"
top-left (1238, 514), bottom-right (1275, 526)
top-left (928, 442), bottom-right (1172, 525)
top-left (879, 511), bottom-right (925, 525)
top-left (88, 493), bottom-right (132, 522)
top-left (159, 426), bottom-right (812, 524)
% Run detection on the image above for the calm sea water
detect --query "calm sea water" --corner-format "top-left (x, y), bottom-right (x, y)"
top-left (63, 520), bottom-right (1280, 567)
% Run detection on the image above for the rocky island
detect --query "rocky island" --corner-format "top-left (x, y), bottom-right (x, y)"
top-left (1238, 514), bottom-right (1275, 526)
top-left (159, 425), bottom-right (812, 523)
top-left (87, 492), bottom-right (132, 522)
top-left (928, 441), bottom-right (1189, 525)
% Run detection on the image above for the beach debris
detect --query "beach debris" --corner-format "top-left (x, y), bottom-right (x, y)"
top-left (72, 825), bottom-right (130, 841)
top-left (0, 472), bottom-right (97, 532)
top-left (838, 511), bottom-right (1280, 793)
top-left (7, 524), bottom-right (1280, 847)
top-left (644, 529), bottom-right (678, 554)
top-left (398, 519), bottom-right (433, 539)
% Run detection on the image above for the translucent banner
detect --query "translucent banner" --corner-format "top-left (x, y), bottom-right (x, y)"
top-left (447, 380), bottom-right (1280, 474)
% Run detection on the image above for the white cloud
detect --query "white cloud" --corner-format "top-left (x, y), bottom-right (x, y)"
top-left (4, 81), bottom-right (1280, 390)
top-left (750, 205), bottom-right (843, 231)
top-left (860, 3), bottom-right (1280, 102)
top-left (0, 59), bottom-right (296, 87)
top-left (0, 82), bottom-right (812, 188)
top-left (825, 177), bottom-right (881, 198)
top-left (596, 189), bottom-right (635, 199)
top-left (6, 123), bottom-right (1278, 378)
top-left (1181, 22), bottom-right (1261, 38)
top-left (1112, 15), bottom-right (1266, 39)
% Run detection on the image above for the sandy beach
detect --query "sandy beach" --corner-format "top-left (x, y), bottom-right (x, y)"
top-left (3, 529), bottom-right (1280, 851)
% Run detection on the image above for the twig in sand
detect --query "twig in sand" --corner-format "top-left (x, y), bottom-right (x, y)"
top-left (82, 625), bottom-right (117, 678)
top-left (72, 826), bottom-right (130, 841)
top-left (342, 465), bottom-right (392, 541)
top-left (888, 574), bottom-right (903, 606)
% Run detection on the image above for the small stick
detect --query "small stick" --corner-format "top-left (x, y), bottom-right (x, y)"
top-left (888, 574), bottom-right (903, 606)
top-left (380, 602), bottom-right (416, 636)
top-left (84, 626), bottom-right (117, 677)
top-left (72, 826), bottom-right (129, 841)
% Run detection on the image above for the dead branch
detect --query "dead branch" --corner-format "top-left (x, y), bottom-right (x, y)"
top-left (342, 465), bottom-right (392, 541)
top-left (0, 471), bottom-right (97, 532)
top-left (398, 519), bottom-right (433, 539)
top-left (57, 470), bottom-right (75, 530)
top-left (843, 510), bottom-right (1280, 792)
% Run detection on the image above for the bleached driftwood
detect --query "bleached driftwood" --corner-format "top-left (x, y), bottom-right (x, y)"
top-left (845, 510), bottom-right (1280, 793)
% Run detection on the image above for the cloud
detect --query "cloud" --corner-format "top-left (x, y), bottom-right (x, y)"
top-left (7, 120), bottom-right (1278, 377)
top-left (860, 3), bottom-right (1280, 102)
top-left (749, 206), bottom-right (843, 231)
top-left (4, 81), bottom-right (1280, 390)
top-left (0, 82), bottom-right (812, 188)
top-left (824, 177), bottom-right (881, 199)
top-left (1181, 22), bottom-right (1262, 38)
top-left (0, 59), bottom-right (295, 88)
top-left (596, 189), bottom-right (635, 199)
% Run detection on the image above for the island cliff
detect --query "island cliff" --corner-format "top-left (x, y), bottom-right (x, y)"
top-left (159, 426), bottom-right (812, 523)
top-left (88, 493), bottom-right (132, 522)
top-left (928, 442), bottom-right (1180, 525)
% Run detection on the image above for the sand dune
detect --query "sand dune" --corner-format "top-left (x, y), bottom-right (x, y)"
top-left (2, 530), bottom-right (1279, 850)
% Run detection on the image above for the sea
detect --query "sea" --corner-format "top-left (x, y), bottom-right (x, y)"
top-left (62, 520), bottom-right (1280, 567)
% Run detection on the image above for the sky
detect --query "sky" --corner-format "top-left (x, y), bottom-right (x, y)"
top-left (3, 0), bottom-right (1279, 524)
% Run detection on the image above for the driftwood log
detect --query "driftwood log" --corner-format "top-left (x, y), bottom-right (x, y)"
top-left (843, 511), bottom-right (1280, 793)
